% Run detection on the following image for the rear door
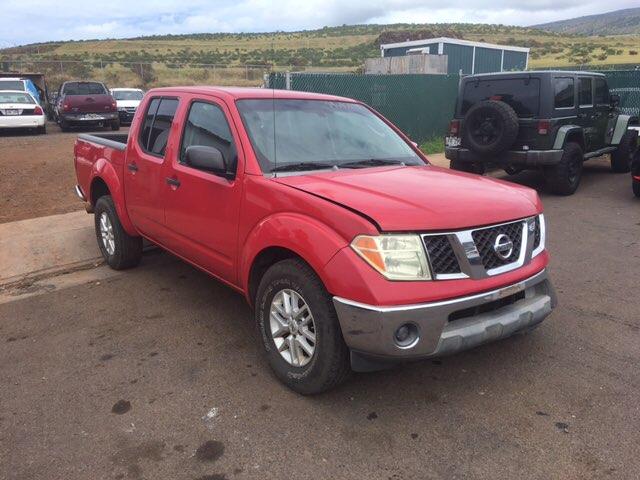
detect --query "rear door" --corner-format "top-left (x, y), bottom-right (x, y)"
top-left (123, 96), bottom-right (179, 239)
top-left (161, 95), bottom-right (244, 283)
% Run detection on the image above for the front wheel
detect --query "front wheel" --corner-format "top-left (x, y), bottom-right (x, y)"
top-left (544, 142), bottom-right (583, 195)
top-left (611, 130), bottom-right (637, 173)
top-left (255, 258), bottom-right (350, 395)
top-left (94, 195), bottom-right (142, 270)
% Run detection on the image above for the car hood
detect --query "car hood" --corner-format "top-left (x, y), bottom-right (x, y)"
top-left (275, 165), bottom-right (540, 231)
top-left (116, 100), bottom-right (141, 108)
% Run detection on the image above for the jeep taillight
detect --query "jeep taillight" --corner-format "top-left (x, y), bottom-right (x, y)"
top-left (449, 119), bottom-right (460, 136)
top-left (537, 120), bottom-right (551, 135)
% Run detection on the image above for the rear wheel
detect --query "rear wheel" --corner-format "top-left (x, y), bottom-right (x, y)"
top-left (450, 159), bottom-right (486, 175)
top-left (544, 142), bottom-right (583, 195)
top-left (255, 258), bottom-right (350, 394)
top-left (611, 130), bottom-right (637, 173)
top-left (94, 195), bottom-right (142, 270)
top-left (110, 120), bottom-right (120, 131)
top-left (59, 119), bottom-right (70, 132)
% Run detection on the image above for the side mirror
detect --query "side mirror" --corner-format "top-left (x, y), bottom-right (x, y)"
top-left (185, 145), bottom-right (227, 176)
top-left (610, 94), bottom-right (620, 108)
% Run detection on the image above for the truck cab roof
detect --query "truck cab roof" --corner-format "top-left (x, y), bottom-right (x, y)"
top-left (147, 86), bottom-right (357, 103)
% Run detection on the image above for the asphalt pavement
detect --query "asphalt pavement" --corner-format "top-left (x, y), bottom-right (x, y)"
top-left (1, 156), bottom-right (639, 480)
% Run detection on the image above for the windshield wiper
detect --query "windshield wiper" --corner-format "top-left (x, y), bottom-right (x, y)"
top-left (339, 158), bottom-right (408, 169)
top-left (271, 161), bottom-right (337, 172)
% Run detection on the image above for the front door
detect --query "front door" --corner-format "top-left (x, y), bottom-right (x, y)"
top-left (577, 76), bottom-right (596, 151)
top-left (123, 96), bottom-right (179, 238)
top-left (162, 96), bottom-right (244, 284)
top-left (593, 77), bottom-right (612, 148)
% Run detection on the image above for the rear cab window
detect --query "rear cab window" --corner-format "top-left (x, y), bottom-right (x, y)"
top-left (554, 77), bottom-right (575, 109)
top-left (62, 82), bottom-right (107, 96)
top-left (461, 78), bottom-right (540, 117)
top-left (138, 97), bottom-right (179, 157)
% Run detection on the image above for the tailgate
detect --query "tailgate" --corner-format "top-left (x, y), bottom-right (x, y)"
top-left (66, 94), bottom-right (114, 114)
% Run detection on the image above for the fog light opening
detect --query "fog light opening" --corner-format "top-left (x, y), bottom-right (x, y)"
top-left (394, 323), bottom-right (419, 349)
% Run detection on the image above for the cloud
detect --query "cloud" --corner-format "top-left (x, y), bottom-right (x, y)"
top-left (0, 0), bottom-right (637, 46)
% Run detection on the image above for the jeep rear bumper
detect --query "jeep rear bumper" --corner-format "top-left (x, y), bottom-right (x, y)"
top-left (333, 269), bottom-right (556, 370)
top-left (446, 147), bottom-right (563, 167)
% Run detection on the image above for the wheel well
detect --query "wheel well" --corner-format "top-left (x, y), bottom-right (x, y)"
top-left (90, 178), bottom-right (110, 205)
top-left (565, 131), bottom-right (585, 150)
top-left (247, 247), bottom-right (303, 306)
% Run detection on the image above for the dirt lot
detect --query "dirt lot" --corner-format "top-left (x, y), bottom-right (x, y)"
top-left (1, 154), bottom-right (639, 479)
top-left (0, 123), bottom-right (129, 224)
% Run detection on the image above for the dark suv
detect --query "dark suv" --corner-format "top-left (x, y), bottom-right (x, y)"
top-left (445, 71), bottom-right (639, 195)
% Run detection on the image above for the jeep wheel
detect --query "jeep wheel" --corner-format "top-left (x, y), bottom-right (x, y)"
top-left (463, 100), bottom-right (519, 156)
top-left (633, 177), bottom-right (640, 198)
top-left (255, 258), bottom-right (350, 395)
top-left (94, 195), bottom-right (143, 270)
top-left (450, 159), bottom-right (485, 175)
top-left (545, 142), bottom-right (583, 196)
top-left (611, 130), bottom-right (638, 173)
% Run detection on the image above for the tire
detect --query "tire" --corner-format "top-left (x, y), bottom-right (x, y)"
top-left (111, 120), bottom-right (120, 131)
top-left (450, 159), bottom-right (486, 175)
top-left (633, 177), bottom-right (640, 198)
top-left (611, 130), bottom-right (638, 173)
top-left (59, 119), bottom-right (70, 132)
top-left (544, 142), bottom-right (584, 196)
top-left (255, 258), bottom-right (350, 395)
top-left (94, 195), bottom-right (142, 270)
top-left (463, 100), bottom-right (519, 156)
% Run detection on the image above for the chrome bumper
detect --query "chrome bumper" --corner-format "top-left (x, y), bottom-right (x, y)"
top-left (333, 269), bottom-right (556, 360)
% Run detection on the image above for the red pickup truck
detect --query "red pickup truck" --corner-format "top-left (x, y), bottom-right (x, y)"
top-left (74, 87), bottom-right (557, 394)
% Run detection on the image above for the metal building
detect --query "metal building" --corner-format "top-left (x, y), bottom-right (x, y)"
top-left (379, 37), bottom-right (529, 75)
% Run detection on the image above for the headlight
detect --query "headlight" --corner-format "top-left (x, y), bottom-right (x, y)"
top-left (351, 234), bottom-right (431, 281)
top-left (532, 214), bottom-right (545, 257)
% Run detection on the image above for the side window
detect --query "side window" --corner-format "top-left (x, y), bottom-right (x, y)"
top-left (180, 101), bottom-right (237, 173)
top-left (554, 77), bottom-right (574, 109)
top-left (595, 78), bottom-right (609, 105)
top-left (149, 99), bottom-right (179, 156)
top-left (579, 78), bottom-right (593, 106)
top-left (139, 98), bottom-right (160, 152)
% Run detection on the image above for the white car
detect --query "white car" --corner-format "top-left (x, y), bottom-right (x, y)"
top-left (0, 90), bottom-right (46, 134)
top-left (110, 88), bottom-right (144, 125)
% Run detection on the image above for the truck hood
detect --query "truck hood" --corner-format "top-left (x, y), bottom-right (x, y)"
top-left (275, 165), bottom-right (540, 231)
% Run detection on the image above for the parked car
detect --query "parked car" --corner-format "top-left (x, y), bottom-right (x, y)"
top-left (445, 71), bottom-right (639, 195)
top-left (74, 87), bottom-right (557, 394)
top-left (55, 81), bottom-right (119, 132)
top-left (110, 88), bottom-right (144, 125)
top-left (0, 77), bottom-right (42, 104)
top-left (0, 90), bottom-right (46, 134)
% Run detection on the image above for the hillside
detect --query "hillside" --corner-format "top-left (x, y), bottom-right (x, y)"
top-left (533, 7), bottom-right (640, 35)
top-left (1, 23), bottom-right (639, 89)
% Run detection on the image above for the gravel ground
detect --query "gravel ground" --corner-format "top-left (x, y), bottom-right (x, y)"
top-left (1, 155), bottom-right (639, 479)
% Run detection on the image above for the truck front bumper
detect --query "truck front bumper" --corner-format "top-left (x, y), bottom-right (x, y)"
top-left (445, 147), bottom-right (563, 167)
top-left (333, 269), bottom-right (556, 366)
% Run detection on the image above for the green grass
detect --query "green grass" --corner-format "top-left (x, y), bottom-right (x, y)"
top-left (419, 137), bottom-right (445, 155)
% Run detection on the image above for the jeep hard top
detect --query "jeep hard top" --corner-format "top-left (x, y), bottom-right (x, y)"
top-left (445, 70), bottom-right (639, 195)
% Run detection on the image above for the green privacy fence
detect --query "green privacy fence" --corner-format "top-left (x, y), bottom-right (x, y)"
top-left (266, 73), bottom-right (460, 142)
top-left (604, 70), bottom-right (640, 117)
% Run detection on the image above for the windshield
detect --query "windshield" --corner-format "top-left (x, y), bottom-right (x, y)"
top-left (0, 80), bottom-right (25, 91)
top-left (237, 99), bottom-right (422, 173)
top-left (462, 78), bottom-right (540, 117)
top-left (112, 90), bottom-right (143, 101)
top-left (0, 92), bottom-right (34, 104)
top-left (63, 82), bottom-right (107, 95)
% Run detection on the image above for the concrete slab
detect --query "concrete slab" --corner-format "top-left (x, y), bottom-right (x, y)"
top-left (0, 210), bottom-right (100, 286)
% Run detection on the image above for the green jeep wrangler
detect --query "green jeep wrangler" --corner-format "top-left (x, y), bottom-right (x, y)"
top-left (445, 71), bottom-right (639, 195)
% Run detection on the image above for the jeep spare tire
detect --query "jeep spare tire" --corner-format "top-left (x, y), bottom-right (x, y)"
top-left (463, 100), bottom-right (519, 156)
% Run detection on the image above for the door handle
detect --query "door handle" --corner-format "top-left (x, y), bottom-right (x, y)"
top-left (127, 163), bottom-right (138, 172)
top-left (166, 177), bottom-right (181, 188)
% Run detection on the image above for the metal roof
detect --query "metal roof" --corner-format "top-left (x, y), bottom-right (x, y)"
top-left (380, 37), bottom-right (529, 53)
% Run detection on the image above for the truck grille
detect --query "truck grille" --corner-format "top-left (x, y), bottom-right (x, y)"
top-left (472, 221), bottom-right (523, 270)
top-left (423, 235), bottom-right (460, 274)
top-left (422, 217), bottom-right (539, 279)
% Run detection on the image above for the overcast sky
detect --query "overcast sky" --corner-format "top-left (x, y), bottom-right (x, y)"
top-left (0, 0), bottom-right (637, 47)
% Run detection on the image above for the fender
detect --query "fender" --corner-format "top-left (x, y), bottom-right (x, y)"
top-left (553, 125), bottom-right (585, 150)
top-left (239, 213), bottom-right (349, 302)
top-left (89, 159), bottom-right (138, 236)
top-left (609, 114), bottom-right (632, 145)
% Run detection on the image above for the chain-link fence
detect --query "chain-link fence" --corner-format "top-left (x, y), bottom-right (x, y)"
top-left (266, 72), bottom-right (460, 142)
top-left (605, 70), bottom-right (640, 117)
top-left (0, 59), bottom-right (271, 92)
